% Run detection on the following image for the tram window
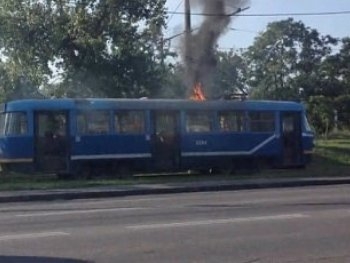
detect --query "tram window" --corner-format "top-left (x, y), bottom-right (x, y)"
top-left (0, 114), bottom-right (5, 135)
top-left (77, 111), bottom-right (110, 134)
top-left (248, 111), bottom-right (275, 132)
top-left (115, 111), bottom-right (145, 134)
top-left (186, 111), bottom-right (212, 133)
top-left (218, 111), bottom-right (245, 132)
top-left (37, 113), bottom-right (66, 137)
top-left (0, 112), bottom-right (27, 136)
top-left (154, 113), bottom-right (177, 135)
top-left (303, 115), bottom-right (313, 132)
top-left (283, 116), bottom-right (295, 132)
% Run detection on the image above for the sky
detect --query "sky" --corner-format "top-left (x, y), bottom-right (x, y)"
top-left (164, 0), bottom-right (350, 51)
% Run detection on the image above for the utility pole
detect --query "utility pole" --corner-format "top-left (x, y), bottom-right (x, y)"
top-left (184, 0), bottom-right (192, 89)
top-left (184, 0), bottom-right (192, 66)
top-left (184, 0), bottom-right (191, 35)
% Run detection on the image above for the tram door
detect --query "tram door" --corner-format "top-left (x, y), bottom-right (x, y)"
top-left (34, 111), bottom-right (69, 172)
top-left (151, 111), bottom-right (180, 170)
top-left (281, 112), bottom-right (302, 166)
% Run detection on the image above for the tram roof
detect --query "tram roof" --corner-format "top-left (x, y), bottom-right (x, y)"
top-left (2, 98), bottom-right (305, 112)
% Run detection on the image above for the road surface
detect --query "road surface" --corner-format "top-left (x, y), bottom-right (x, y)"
top-left (0, 185), bottom-right (349, 262)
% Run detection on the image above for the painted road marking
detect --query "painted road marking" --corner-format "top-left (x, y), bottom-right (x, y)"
top-left (16, 207), bottom-right (146, 217)
top-left (127, 214), bottom-right (309, 230)
top-left (0, 232), bottom-right (70, 241)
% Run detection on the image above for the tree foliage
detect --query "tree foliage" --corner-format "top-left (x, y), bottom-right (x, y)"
top-left (240, 18), bottom-right (350, 134)
top-left (160, 62), bottom-right (187, 98)
top-left (244, 18), bottom-right (338, 100)
top-left (211, 50), bottom-right (247, 98)
top-left (334, 95), bottom-right (350, 130)
top-left (0, 0), bottom-right (167, 99)
top-left (307, 96), bottom-right (334, 135)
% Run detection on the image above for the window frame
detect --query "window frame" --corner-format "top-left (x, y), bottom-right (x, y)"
top-left (76, 110), bottom-right (111, 135)
top-left (114, 110), bottom-right (146, 135)
top-left (218, 110), bottom-right (246, 133)
top-left (0, 111), bottom-right (28, 136)
top-left (248, 111), bottom-right (276, 133)
top-left (185, 111), bottom-right (214, 133)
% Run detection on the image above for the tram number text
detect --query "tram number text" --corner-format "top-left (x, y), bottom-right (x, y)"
top-left (195, 140), bottom-right (207, 146)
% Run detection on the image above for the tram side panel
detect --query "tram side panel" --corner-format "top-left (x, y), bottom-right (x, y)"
top-left (179, 110), bottom-right (281, 171)
top-left (0, 110), bottom-right (34, 173)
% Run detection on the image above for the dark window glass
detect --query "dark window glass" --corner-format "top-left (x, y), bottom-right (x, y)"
top-left (0, 114), bottom-right (5, 135)
top-left (77, 111), bottom-right (110, 134)
top-left (218, 111), bottom-right (245, 132)
top-left (249, 111), bottom-right (275, 132)
top-left (37, 112), bottom-right (66, 137)
top-left (115, 111), bottom-right (145, 134)
top-left (0, 112), bottom-right (27, 136)
top-left (283, 116), bottom-right (295, 133)
top-left (155, 112), bottom-right (177, 135)
top-left (303, 114), bottom-right (312, 132)
top-left (186, 111), bottom-right (212, 133)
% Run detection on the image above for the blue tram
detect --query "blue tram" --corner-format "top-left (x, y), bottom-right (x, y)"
top-left (0, 98), bottom-right (314, 176)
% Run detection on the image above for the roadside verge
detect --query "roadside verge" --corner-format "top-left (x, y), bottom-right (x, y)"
top-left (1, 176), bottom-right (350, 203)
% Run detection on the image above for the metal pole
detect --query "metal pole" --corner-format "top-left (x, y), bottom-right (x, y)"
top-left (184, 0), bottom-right (191, 34)
top-left (184, 0), bottom-right (192, 87)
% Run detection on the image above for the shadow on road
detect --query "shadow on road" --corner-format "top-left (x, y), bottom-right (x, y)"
top-left (0, 256), bottom-right (93, 263)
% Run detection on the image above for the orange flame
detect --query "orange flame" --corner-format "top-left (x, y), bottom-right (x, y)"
top-left (190, 82), bottom-right (206, 101)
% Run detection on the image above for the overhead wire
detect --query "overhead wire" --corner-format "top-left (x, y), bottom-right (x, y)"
top-left (6, 0), bottom-right (350, 18)
top-left (59, 0), bottom-right (350, 16)
top-left (166, 10), bottom-right (350, 17)
top-left (229, 28), bottom-right (259, 34)
top-left (167, 0), bottom-right (183, 24)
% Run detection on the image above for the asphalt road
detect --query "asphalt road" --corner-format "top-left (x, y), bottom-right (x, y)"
top-left (0, 185), bottom-right (349, 263)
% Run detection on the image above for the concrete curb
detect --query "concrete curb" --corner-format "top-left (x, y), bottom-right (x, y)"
top-left (1, 177), bottom-right (350, 203)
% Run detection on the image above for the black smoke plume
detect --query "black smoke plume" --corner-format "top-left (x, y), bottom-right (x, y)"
top-left (182, 0), bottom-right (249, 98)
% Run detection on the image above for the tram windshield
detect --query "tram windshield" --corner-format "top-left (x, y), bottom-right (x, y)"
top-left (303, 114), bottom-right (313, 132)
top-left (0, 112), bottom-right (28, 136)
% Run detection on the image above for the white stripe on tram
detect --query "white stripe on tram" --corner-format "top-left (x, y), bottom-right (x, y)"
top-left (182, 134), bottom-right (277, 157)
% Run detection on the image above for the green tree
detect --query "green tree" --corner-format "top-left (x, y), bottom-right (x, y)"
top-left (307, 95), bottom-right (334, 135)
top-left (334, 95), bottom-right (350, 130)
top-left (211, 50), bottom-right (247, 98)
top-left (340, 38), bottom-right (350, 91)
top-left (323, 38), bottom-right (350, 96)
top-left (244, 18), bottom-right (338, 100)
top-left (160, 62), bottom-right (187, 98)
top-left (0, 0), bottom-right (167, 99)
top-left (0, 61), bottom-right (43, 101)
